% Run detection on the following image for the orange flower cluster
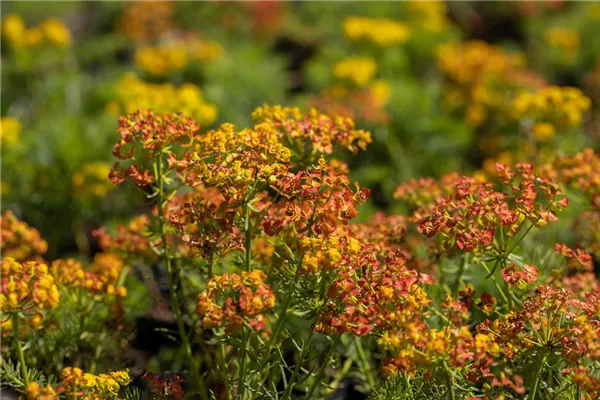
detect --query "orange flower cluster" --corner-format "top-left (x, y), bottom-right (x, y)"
top-left (264, 161), bottom-right (370, 237)
top-left (110, 110), bottom-right (200, 186)
top-left (169, 186), bottom-right (242, 260)
top-left (314, 236), bottom-right (432, 336)
top-left (197, 270), bottom-right (276, 332)
top-left (25, 382), bottom-right (58, 400)
top-left (1, 258), bottom-right (60, 334)
top-left (94, 214), bottom-right (159, 262)
top-left (540, 148), bottom-right (600, 256)
top-left (116, 1), bottom-right (176, 42)
top-left (1, 210), bottom-right (48, 262)
top-left (393, 172), bottom-right (462, 210)
top-left (477, 285), bottom-right (600, 398)
top-left (416, 163), bottom-right (566, 253)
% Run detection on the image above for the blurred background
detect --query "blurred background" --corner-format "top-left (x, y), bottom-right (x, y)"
top-left (1, 0), bottom-right (599, 261)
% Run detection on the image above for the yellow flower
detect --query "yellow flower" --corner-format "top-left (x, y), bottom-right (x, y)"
top-left (1, 116), bottom-right (22, 147)
top-left (343, 16), bottom-right (410, 46)
top-left (333, 56), bottom-right (377, 86)
top-left (1, 14), bottom-right (26, 48)
top-left (533, 122), bottom-right (555, 141)
top-left (40, 18), bottom-right (72, 47)
top-left (24, 27), bottom-right (43, 48)
top-left (192, 39), bottom-right (224, 61)
top-left (134, 43), bottom-right (189, 76)
top-left (546, 27), bottom-right (579, 51)
top-left (73, 162), bottom-right (113, 198)
top-left (405, 1), bottom-right (449, 32)
top-left (370, 80), bottom-right (391, 106)
top-left (511, 86), bottom-right (590, 131)
top-left (112, 74), bottom-right (217, 125)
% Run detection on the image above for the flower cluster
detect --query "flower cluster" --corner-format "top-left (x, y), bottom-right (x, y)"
top-left (436, 40), bottom-right (529, 127)
top-left (393, 172), bottom-right (462, 211)
top-left (540, 149), bottom-right (600, 256)
top-left (501, 263), bottom-right (539, 288)
top-left (108, 74), bottom-right (217, 125)
top-left (60, 367), bottom-right (131, 399)
top-left (404, 1), bottom-right (449, 33)
top-left (142, 372), bottom-right (185, 400)
top-left (309, 81), bottom-right (391, 125)
top-left (116, 0), bottom-right (176, 42)
top-left (94, 214), bottom-right (159, 262)
top-left (541, 148), bottom-right (599, 206)
top-left (1, 14), bottom-right (71, 50)
top-left (197, 270), bottom-right (276, 332)
top-left (300, 231), bottom-right (359, 273)
top-left (51, 258), bottom-right (127, 298)
top-left (343, 16), bottom-right (411, 46)
top-left (135, 38), bottom-right (223, 76)
top-left (545, 26), bottom-right (580, 65)
top-left (315, 243), bottom-right (431, 337)
top-left (1, 116), bottom-right (21, 147)
top-left (416, 163), bottom-right (566, 253)
top-left (72, 162), bottom-right (113, 199)
top-left (135, 43), bottom-right (188, 77)
top-left (262, 162), bottom-right (370, 237)
top-left (251, 105), bottom-right (372, 156)
top-left (333, 56), bottom-right (377, 87)
top-left (511, 86), bottom-right (591, 141)
top-left (1, 258), bottom-right (60, 334)
top-left (1, 210), bottom-right (48, 262)
top-left (109, 110), bottom-right (200, 187)
top-left (25, 382), bottom-right (58, 400)
top-left (169, 186), bottom-right (241, 259)
top-left (477, 285), bottom-right (600, 398)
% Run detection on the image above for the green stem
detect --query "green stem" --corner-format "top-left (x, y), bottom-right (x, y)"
top-left (304, 335), bottom-right (341, 400)
top-left (259, 288), bottom-right (294, 369)
top-left (443, 361), bottom-right (456, 400)
top-left (244, 202), bottom-right (252, 272)
top-left (156, 156), bottom-right (208, 400)
top-left (481, 261), bottom-right (510, 306)
top-left (218, 343), bottom-right (231, 400)
top-left (12, 314), bottom-right (29, 386)
top-left (452, 253), bottom-right (469, 295)
top-left (355, 337), bottom-right (376, 389)
top-left (326, 357), bottom-right (353, 395)
top-left (282, 332), bottom-right (314, 400)
top-left (238, 330), bottom-right (248, 400)
top-left (529, 350), bottom-right (547, 400)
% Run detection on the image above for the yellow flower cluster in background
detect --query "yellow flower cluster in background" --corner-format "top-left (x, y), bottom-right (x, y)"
top-left (72, 162), bottom-right (113, 199)
top-left (333, 56), bottom-right (377, 86)
top-left (135, 39), bottom-right (224, 77)
top-left (108, 74), bottom-right (217, 125)
top-left (1, 14), bottom-right (71, 50)
top-left (436, 41), bottom-right (526, 127)
top-left (405, 1), bottom-right (449, 32)
top-left (370, 79), bottom-right (392, 106)
top-left (135, 43), bottom-right (189, 76)
top-left (545, 27), bottom-right (580, 65)
top-left (511, 86), bottom-right (591, 141)
top-left (343, 16), bottom-right (411, 46)
top-left (1, 116), bottom-right (21, 147)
